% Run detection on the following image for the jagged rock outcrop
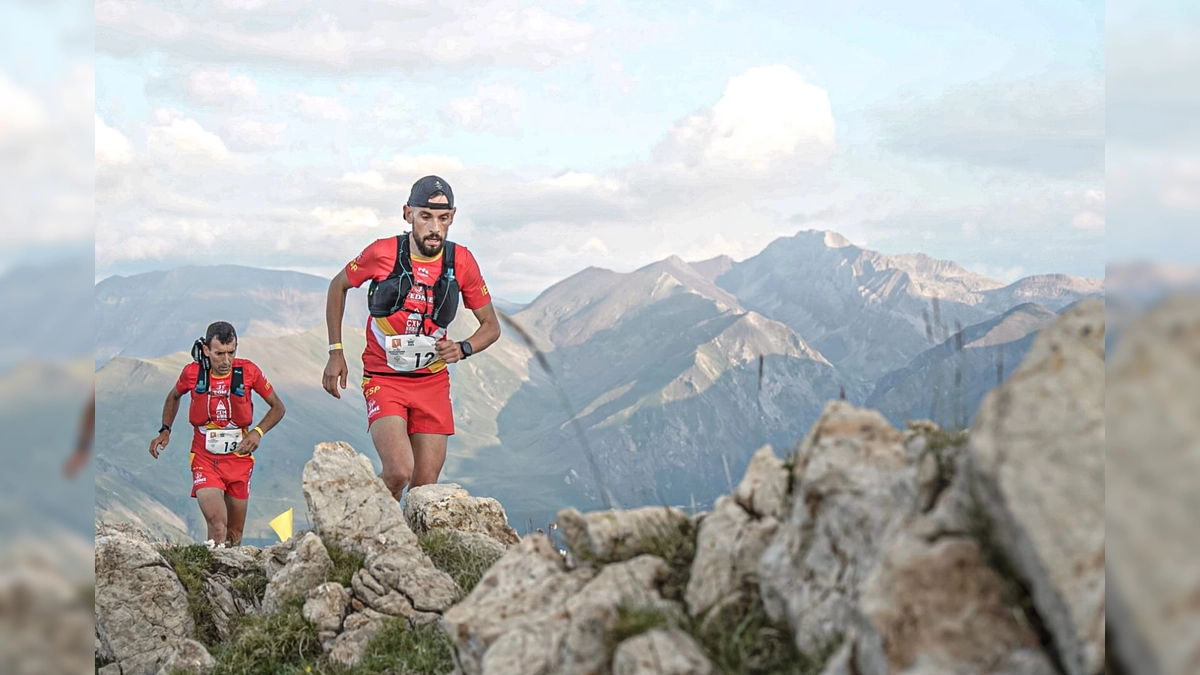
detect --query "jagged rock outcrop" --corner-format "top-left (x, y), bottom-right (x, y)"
top-left (261, 531), bottom-right (334, 614)
top-left (967, 298), bottom-right (1105, 675)
top-left (95, 525), bottom-right (195, 675)
top-left (404, 482), bottom-right (520, 547)
top-left (94, 301), bottom-right (1110, 675)
top-left (155, 639), bottom-right (216, 675)
top-left (557, 505), bottom-right (691, 564)
top-left (611, 628), bottom-right (714, 675)
top-left (302, 441), bottom-right (417, 557)
top-left (1106, 292), bottom-right (1200, 675)
top-left (758, 401), bottom-right (917, 655)
top-left (204, 546), bottom-right (264, 641)
top-left (686, 446), bottom-right (786, 618)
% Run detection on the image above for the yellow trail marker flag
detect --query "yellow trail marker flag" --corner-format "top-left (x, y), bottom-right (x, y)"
top-left (269, 508), bottom-right (294, 543)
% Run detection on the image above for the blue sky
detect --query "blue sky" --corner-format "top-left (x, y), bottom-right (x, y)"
top-left (69, 1), bottom-right (1115, 299)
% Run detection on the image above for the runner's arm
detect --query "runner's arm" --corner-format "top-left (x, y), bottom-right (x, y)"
top-left (326, 269), bottom-right (354, 349)
top-left (253, 390), bottom-right (286, 436)
top-left (463, 302), bottom-right (502, 355)
top-left (161, 386), bottom-right (184, 429)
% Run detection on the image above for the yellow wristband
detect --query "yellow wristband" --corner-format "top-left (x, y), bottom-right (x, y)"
top-left (328, 343), bottom-right (343, 352)
top-left (252, 426), bottom-right (264, 437)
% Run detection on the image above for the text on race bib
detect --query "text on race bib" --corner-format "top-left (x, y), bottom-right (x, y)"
top-left (385, 334), bottom-right (440, 372)
top-left (205, 428), bottom-right (243, 455)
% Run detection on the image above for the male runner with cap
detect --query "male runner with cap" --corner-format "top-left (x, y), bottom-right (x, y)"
top-left (149, 321), bottom-right (286, 547)
top-left (322, 175), bottom-right (500, 501)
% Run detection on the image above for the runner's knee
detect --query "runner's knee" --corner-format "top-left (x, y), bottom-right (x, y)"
top-left (382, 468), bottom-right (411, 498)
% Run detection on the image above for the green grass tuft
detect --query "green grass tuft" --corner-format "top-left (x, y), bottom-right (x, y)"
top-left (689, 594), bottom-right (838, 675)
top-left (635, 518), bottom-right (697, 605)
top-left (345, 616), bottom-right (455, 675)
top-left (324, 544), bottom-right (366, 589)
top-left (418, 531), bottom-right (505, 598)
top-left (159, 543), bottom-right (220, 647)
top-left (209, 596), bottom-right (322, 675)
top-left (612, 604), bottom-right (671, 645)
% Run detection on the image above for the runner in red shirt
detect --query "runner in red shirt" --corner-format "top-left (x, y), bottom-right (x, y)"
top-left (148, 321), bottom-right (286, 548)
top-left (322, 175), bottom-right (501, 501)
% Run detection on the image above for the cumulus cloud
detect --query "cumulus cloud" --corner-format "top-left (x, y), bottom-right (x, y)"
top-left (650, 65), bottom-right (836, 176)
top-left (95, 114), bottom-right (134, 168)
top-left (439, 84), bottom-right (525, 136)
top-left (189, 69), bottom-right (259, 105)
top-left (146, 110), bottom-right (231, 164)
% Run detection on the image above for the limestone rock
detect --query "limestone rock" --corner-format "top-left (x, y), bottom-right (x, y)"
top-left (404, 482), bottom-right (520, 547)
top-left (261, 531), bottom-right (334, 614)
top-left (303, 582), bottom-right (350, 635)
top-left (685, 495), bottom-right (778, 618)
top-left (557, 505), bottom-right (690, 564)
top-left (302, 441), bottom-right (417, 557)
top-left (354, 544), bottom-right (460, 615)
top-left (442, 535), bottom-right (597, 675)
top-left (968, 299), bottom-right (1105, 675)
top-left (612, 628), bottom-right (714, 675)
top-left (733, 445), bottom-right (789, 520)
top-left (1106, 293), bottom-right (1200, 675)
top-left (155, 639), bottom-right (216, 675)
top-left (94, 526), bottom-right (193, 675)
top-left (758, 401), bottom-right (916, 655)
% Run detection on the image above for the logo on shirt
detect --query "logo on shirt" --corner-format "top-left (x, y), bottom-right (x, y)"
top-left (214, 399), bottom-right (228, 422)
top-left (480, 283), bottom-right (489, 296)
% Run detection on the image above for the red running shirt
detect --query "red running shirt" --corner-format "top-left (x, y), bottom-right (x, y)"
top-left (344, 236), bottom-right (491, 375)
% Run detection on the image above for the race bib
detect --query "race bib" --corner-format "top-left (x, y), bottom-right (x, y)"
top-left (384, 334), bottom-right (440, 372)
top-left (205, 427), bottom-right (243, 455)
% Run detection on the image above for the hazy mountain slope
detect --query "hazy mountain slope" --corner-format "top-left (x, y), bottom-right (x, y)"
top-left (0, 257), bottom-right (94, 374)
top-left (0, 358), bottom-right (95, 540)
top-left (715, 229), bottom-right (1101, 383)
top-left (867, 303), bottom-right (1059, 429)
top-left (95, 265), bottom-right (371, 367)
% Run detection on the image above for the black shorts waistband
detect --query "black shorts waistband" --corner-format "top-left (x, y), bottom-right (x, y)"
top-left (364, 369), bottom-right (442, 379)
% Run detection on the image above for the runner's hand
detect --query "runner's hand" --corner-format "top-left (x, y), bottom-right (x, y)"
top-left (435, 338), bottom-right (462, 364)
top-left (323, 352), bottom-right (348, 399)
top-left (236, 428), bottom-right (262, 456)
top-left (149, 431), bottom-right (170, 459)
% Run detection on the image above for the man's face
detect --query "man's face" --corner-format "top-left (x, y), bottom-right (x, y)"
top-left (404, 194), bottom-right (455, 258)
top-left (204, 337), bottom-right (237, 376)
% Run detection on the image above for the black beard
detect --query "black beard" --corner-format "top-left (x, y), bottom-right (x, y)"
top-left (415, 236), bottom-right (443, 257)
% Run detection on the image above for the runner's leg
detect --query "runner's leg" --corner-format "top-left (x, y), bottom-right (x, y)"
top-left (409, 433), bottom-right (447, 489)
top-left (370, 415), bottom-right (415, 501)
top-left (195, 488), bottom-right (229, 544)
top-left (224, 493), bottom-right (248, 546)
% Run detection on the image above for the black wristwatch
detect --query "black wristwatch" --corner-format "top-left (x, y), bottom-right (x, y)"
top-left (159, 424), bottom-right (172, 434)
top-left (459, 340), bottom-right (474, 359)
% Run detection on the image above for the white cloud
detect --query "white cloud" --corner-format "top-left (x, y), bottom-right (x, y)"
top-left (95, 115), bottom-right (134, 167)
top-left (189, 69), bottom-right (259, 105)
top-left (439, 84), bottom-right (525, 136)
top-left (312, 206), bottom-right (381, 234)
top-left (146, 113), bottom-right (230, 163)
top-left (969, 264), bottom-right (1026, 283)
top-left (654, 65), bottom-right (836, 175)
top-left (294, 93), bottom-right (351, 121)
top-left (0, 73), bottom-right (47, 144)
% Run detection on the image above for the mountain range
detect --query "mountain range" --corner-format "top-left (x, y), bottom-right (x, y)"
top-left (93, 229), bottom-right (1103, 541)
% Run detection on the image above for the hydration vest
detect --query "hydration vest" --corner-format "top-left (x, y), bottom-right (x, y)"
top-left (187, 339), bottom-right (254, 428)
top-left (366, 233), bottom-right (460, 330)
